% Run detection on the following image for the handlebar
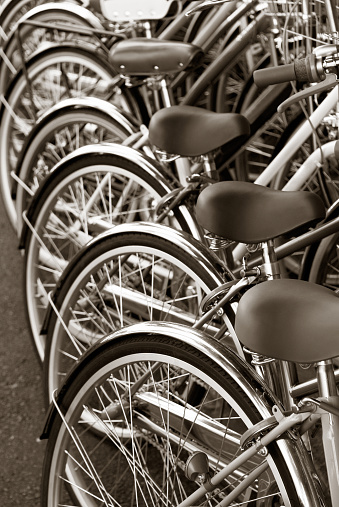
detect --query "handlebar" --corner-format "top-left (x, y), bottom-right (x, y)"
top-left (253, 47), bottom-right (339, 112)
top-left (253, 54), bottom-right (326, 87)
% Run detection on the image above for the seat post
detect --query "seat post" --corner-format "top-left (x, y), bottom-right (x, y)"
top-left (261, 240), bottom-right (280, 280)
top-left (257, 240), bottom-right (298, 409)
top-left (159, 78), bottom-right (173, 107)
top-left (202, 154), bottom-right (217, 179)
top-left (316, 360), bottom-right (339, 505)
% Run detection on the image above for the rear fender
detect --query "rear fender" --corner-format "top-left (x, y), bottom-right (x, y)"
top-left (40, 320), bottom-right (323, 505)
top-left (20, 143), bottom-right (200, 247)
top-left (40, 220), bottom-right (225, 334)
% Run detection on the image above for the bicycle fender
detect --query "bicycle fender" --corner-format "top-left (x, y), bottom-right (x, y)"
top-left (15, 96), bottom-right (137, 179)
top-left (40, 220), bottom-right (224, 335)
top-left (40, 321), bottom-right (279, 441)
top-left (40, 321), bottom-right (323, 504)
top-left (3, 1), bottom-right (105, 32)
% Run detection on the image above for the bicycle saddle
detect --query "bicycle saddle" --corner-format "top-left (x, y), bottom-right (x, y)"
top-left (149, 105), bottom-right (251, 157)
top-left (235, 278), bottom-right (339, 364)
top-left (109, 39), bottom-right (204, 76)
top-left (195, 181), bottom-right (326, 243)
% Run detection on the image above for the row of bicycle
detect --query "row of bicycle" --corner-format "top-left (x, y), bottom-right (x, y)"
top-left (1, 0), bottom-right (339, 505)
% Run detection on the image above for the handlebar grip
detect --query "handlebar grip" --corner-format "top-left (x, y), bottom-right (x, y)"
top-left (253, 63), bottom-right (296, 87)
top-left (254, 55), bottom-right (323, 88)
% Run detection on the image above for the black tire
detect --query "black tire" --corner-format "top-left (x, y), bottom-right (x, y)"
top-left (41, 332), bottom-right (306, 506)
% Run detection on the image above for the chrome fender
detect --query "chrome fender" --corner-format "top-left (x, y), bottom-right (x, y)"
top-left (7, 1), bottom-right (104, 31)
top-left (16, 97), bottom-right (136, 180)
top-left (40, 220), bottom-right (225, 330)
top-left (41, 321), bottom-right (276, 438)
top-left (20, 144), bottom-right (201, 246)
top-left (41, 321), bottom-right (322, 505)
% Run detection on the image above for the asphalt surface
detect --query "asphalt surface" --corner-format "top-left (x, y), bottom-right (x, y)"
top-left (0, 196), bottom-right (46, 506)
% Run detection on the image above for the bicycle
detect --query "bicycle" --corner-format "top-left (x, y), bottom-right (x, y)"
top-left (0, 0), bottom-right (187, 93)
top-left (14, 3), bottom-right (338, 240)
top-left (16, 35), bottom-right (339, 362)
top-left (19, 38), bottom-right (339, 362)
top-left (2, 0), bottom-right (297, 229)
top-left (39, 275), bottom-right (339, 505)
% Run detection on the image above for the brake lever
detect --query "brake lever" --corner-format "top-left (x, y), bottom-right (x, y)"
top-left (277, 73), bottom-right (337, 113)
top-left (185, 0), bottom-right (231, 16)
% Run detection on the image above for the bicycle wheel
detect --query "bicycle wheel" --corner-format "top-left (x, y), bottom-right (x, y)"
top-left (23, 155), bottom-right (195, 362)
top-left (1, 2), bottom-right (105, 90)
top-left (271, 116), bottom-right (339, 278)
top-left (0, 43), bottom-right (141, 228)
top-left (43, 223), bottom-right (238, 402)
top-left (41, 328), bottom-right (312, 507)
top-left (272, 116), bottom-right (339, 204)
top-left (15, 98), bottom-right (136, 234)
top-left (308, 232), bottom-right (339, 290)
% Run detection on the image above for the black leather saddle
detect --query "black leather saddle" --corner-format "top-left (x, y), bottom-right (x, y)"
top-left (236, 278), bottom-right (339, 364)
top-left (195, 181), bottom-right (326, 243)
top-left (109, 38), bottom-right (204, 76)
top-left (148, 105), bottom-right (251, 157)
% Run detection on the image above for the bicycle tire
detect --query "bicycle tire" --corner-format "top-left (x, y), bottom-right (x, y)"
top-left (42, 224), bottom-right (237, 403)
top-left (23, 155), bottom-right (194, 362)
top-left (0, 42), bottom-right (142, 228)
top-left (0, 0), bottom-right (69, 35)
top-left (41, 328), bottom-right (313, 506)
top-left (15, 98), bottom-right (135, 234)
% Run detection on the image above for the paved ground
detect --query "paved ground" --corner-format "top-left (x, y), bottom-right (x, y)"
top-left (0, 196), bottom-right (46, 506)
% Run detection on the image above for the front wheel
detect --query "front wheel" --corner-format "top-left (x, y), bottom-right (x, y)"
top-left (41, 331), bottom-right (309, 507)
